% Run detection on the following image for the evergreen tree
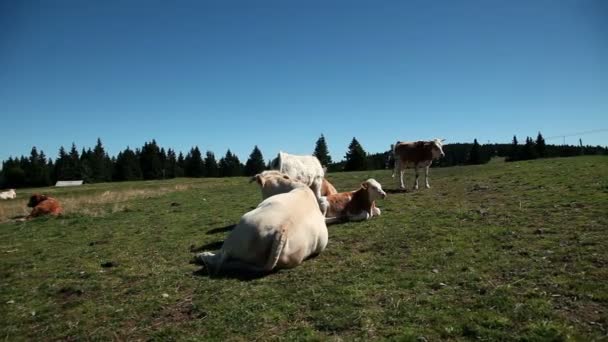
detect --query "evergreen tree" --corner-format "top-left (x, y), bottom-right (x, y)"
top-left (344, 137), bottom-right (368, 171)
top-left (219, 150), bottom-right (243, 177)
top-left (113, 147), bottom-right (142, 181)
top-left (468, 139), bottom-right (481, 165)
top-left (1, 157), bottom-right (26, 188)
top-left (535, 132), bottom-right (546, 158)
top-left (90, 138), bottom-right (112, 182)
top-left (139, 140), bottom-right (163, 179)
top-left (177, 152), bottom-right (186, 177)
top-left (244, 146), bottom-right (265, 176)
top-left (204, 151), bottom-right (219, 177)
top-left (185, 146), bottom-right (205, 177)
top-left (521, 136), bottom-right (538, 160)
top-left (508, 135), bottom-right (519, 162)
top-left (166, 148), bottom-right (179, 178)
top-left (313, 134), bottom-right (332, 166)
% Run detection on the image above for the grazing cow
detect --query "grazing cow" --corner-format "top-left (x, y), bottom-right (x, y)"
top-left (26, 194), bottom-right (63, 219)
top-left (0, 189), bottom-right (16, 200)
top-left (271, 151), bottom-right (329, 214)
top-left (392, 139), bottom-right (445, 190)
top-left (325, 179), bottom-right (387, 223)
top-left (193, 181), bottom-right (328, 275)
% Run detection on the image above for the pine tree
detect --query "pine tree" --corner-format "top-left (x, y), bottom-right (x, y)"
top-left (244, 146), bottom-right (265, 176)
top-left (177, 152), bottom-right (186, 177)
top-left (166, 148), bottom-right (178, 178)
top-left (114, 147), bottom-right (142, 181)
top-left (508, 135), bottom-right (519, 162)
top-left (204, 151), bottom-right (219, 177)
top-left (535, 132), bottom-right (546, 158)
top-left (468, 139), bottom-right (481, 165)
top-left (219, 150), bottom-right (243, 177)
top-left (313, 134), bottom-right (332, 166)
top-left (522, 137), bottom-right (538, 160)
top-left (140, 140), bottom-right (163, 180)
top-left (344, 137), bottom-right (368, 171)
top-left (185, 146), bottom-right (204, 177)
top-left (90, 138), bottom-right (112, 182)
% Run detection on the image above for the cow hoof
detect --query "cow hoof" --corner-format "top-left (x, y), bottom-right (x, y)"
top-left (425, 185), bottom-right (431, 189)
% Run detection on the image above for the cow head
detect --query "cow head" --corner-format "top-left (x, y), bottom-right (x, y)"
top-left (251, 171), bottom-right (303, 199)
top-left (28, 194), bottom-right (48, 207)
top-left (361, 179), bottom-right (387, 200)
top-left (431, 138), bottom-right (446, 159)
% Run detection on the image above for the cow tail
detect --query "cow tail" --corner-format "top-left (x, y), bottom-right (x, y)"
top-left (264, 226), bottom-right (288, 271)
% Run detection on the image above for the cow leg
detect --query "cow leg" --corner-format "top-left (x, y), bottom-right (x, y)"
top-left (311, 178), bottom-right (328, 216)
top-left (347, 211), bottom-right (370, 221)
top-left (392, 159), bottom-right (399, 178)
top-left (372, 206), bottom-right (381, 216)
top-left (414, 165), bottom-right (420, 190)
top-left (399, 169), bottom-right (406, 189)
top-left (425, 165), bottom-right (431, 189)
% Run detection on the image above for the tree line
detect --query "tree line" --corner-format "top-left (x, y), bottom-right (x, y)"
top-left (1, 133), bottom-right (606, 188)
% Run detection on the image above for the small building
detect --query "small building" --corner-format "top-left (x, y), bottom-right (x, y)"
top-left (55, 180), bottom-right (84, 187)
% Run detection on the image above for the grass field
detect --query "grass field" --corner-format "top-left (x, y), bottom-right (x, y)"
top-left (1, 156), bottom-right (607, 341)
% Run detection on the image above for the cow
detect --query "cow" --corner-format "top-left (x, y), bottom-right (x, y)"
top-left (26, 194), bottom-right (63, 219)
top-left (321, 178), bottom-right (338, 196)
top-left (271, 151), bottom-right (329, 215)
top-left (192, 180), bottom-right (328, 275)
top-left (325, 179), bottom-right (387, 223)
top-left (250, 171), bottom-right (338, 201)
top-left (0, 189), bottom-right (16, 200)
top-left (392, 139), bottom-right (445, 190)
top-left (249, 170), bottom-right (300, 200)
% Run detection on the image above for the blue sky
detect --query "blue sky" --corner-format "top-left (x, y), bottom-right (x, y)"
top-left (1, 0), bottom-right (606, 163)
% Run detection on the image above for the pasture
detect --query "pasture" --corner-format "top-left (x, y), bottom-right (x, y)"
top-left (1, 156), bottom-right (607, 340)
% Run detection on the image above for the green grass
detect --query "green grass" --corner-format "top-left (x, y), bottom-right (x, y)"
top-left (1, 156), bottom-right (607, 341)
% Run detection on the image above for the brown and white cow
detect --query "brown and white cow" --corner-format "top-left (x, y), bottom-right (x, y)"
top-left (392, 139), bottom-right (445, 190)
top-left (26, 194), bottom-right (63, 219)
top-left (321, 178), bottom-right (338, 196)
top-left (193, 180), bottom-right (328, 275)
top-left (325, 179), bottom-right (386, 223)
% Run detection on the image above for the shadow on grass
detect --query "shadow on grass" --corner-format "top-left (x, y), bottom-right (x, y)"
top-left (192, 266), bottom-right (272, 281)
top-left (385, 188), bottom-right (409, 194)
top-left (190, 240), bottom-right (224, 252)
top-left (205, 224), bottom-right (236, 235)
top-left (191, 252), bottom-right (322, 281)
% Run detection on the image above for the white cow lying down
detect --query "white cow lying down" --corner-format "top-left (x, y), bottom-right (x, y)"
top-left (0, 189), bottom-right (16, 200)
top-left (193, 180), bottom-right (328, 275)
top-left (272, 151), bottom-right (329, 215)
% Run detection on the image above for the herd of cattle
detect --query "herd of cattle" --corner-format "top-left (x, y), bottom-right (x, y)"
top-left (1, 139), bottom-right (446, 275)
top-left (191, 138), bottom-right (445, 275)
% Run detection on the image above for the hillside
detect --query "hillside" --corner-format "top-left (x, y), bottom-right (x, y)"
top-left (1, 156), bottom-right (607, 340)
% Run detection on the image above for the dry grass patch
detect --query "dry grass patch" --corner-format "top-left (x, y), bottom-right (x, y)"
top-left (0, 183), bottom-right (196, 222)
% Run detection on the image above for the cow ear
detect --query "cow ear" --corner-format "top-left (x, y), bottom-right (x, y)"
top-left (361, 182), bottom-right (368, 189)
top-left (40, 195), bottom-right (48, 201)
top-left (441, 138), bottom-right (446, 142)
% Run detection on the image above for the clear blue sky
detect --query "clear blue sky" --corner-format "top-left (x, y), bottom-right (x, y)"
top-left (1, 0), bottom-right (607, 163)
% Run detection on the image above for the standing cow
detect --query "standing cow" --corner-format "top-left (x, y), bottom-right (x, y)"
top-left (392, 139), bottom-right (445, 190)
top-left (271, 151), bottom-right (329, 215)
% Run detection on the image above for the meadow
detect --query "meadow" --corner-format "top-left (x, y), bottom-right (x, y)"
top-left (1, 156), bottom-right (607, 341)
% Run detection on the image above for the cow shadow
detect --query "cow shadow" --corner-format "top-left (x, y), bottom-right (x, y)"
top-left (191, 266), bottom-right (276, 281)
top-left (385, 188), bottom-right (409, 194)
top-left (205, 224), bottom-right (236, 235)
